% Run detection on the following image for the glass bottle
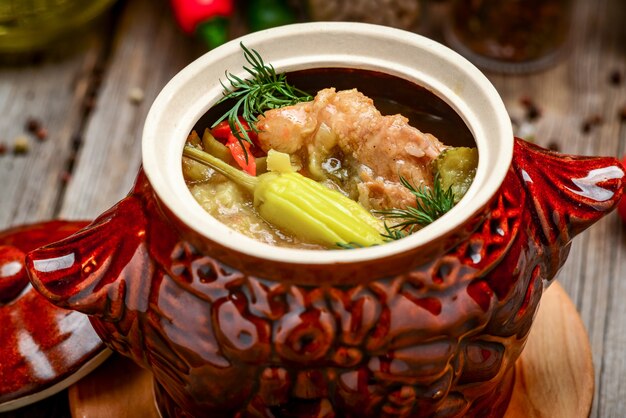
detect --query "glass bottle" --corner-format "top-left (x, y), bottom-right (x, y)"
top-left (0, 0), bottom-right (117, 54)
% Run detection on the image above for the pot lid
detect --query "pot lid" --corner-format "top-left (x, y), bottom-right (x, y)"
top-left (0, 220), bottom-right (110, 412)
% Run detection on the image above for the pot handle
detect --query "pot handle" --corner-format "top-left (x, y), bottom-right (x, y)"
top-left (512, 138), bottom-right (624, 245)
top-left (26, 172), bottom-right (170, 318)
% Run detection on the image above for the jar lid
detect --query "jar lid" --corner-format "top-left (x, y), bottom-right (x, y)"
top-left (0, 220), bottom-right (110, 412)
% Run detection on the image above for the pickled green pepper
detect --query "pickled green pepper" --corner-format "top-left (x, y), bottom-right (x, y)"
top-left (432, 147), bottom-right (478, 204)
top-left (183, 146), bottom-right (384, 248)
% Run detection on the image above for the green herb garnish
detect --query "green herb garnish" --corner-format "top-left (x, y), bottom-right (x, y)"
top-left (381, 224), bottom-right (408, 241)
top-left (375, 174), bottom-right (455, 238)
top-left (213, 43), bottom-right (313, 159)
top-left (335, 242), bottom-right (368, 250)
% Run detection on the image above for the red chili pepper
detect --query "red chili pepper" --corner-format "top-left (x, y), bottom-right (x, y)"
top-left (211, 120), bottom-right (235, 141)
top-left (211, 120), bottom-right (257, 176)
top-left (170, 0), bottom-right (234, 49)
top-left (211, 119), bottom-right (260, 148)
top-left (170, 0), bottom-right (233, 34)
top-left (225, 134), bottom-right (256, 176)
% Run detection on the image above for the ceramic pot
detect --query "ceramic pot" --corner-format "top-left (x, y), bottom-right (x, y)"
top-left (26, 23), bottom-right (624, 417)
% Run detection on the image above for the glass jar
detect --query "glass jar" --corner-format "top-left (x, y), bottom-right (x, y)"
top-left (444, 0), bottom-right (573, 73)
top-left (306, 0), bottom-right (422, 31)
top-left (0, 0), bottom-right (117, 54)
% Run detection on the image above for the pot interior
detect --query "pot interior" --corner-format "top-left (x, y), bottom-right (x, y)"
top-left (194, 68), bottom-right (475, 149)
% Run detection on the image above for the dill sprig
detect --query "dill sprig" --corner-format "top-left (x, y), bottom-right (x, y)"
top-left (338, 175), bottom-right (455, 248)
top-left (335, 242), bottom-right (367, 250)
top-left (375, 174), bottom-right (455, 239)
top-left (212, 43), bottom-right (313, 159)
top-left (381, 224), bottom-right (408, 241)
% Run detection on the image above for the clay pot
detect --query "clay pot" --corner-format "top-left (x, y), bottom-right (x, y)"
top-left (25, 23), bottom-right (624, 417)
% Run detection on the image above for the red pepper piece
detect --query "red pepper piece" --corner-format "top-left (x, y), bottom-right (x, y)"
top-left (211, 120), bottom-right (235, 141)
top-left (212, 118), bottom-right (258, 141)
top-left (212, 119), bottom-right (263, 153)
top-left (225, 133), bottom-right (256, 176)
top-left (211, 120), bottom-right (257, 175)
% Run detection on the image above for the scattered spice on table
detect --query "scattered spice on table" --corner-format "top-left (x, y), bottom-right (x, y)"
top-left (60, 171), bottom-right (72, 184)
top-left (84, 96), bottom-right (96, 111)
top-left (25, 117), bottom-right (41, 133)
top-left (13, 136), bottom-right (29, 154)
top-left (25, 117), bottom-right (48, 141)
top-left (71, 135), bottom-right (82, 151)
top-left (0, 143), bottom-right (7, 155)
top-left (546, 140), bottom-right (561, 152)
top-left (35, 127), bottom-right (48, 141)
top-left (128, 87), bottom-right (145, 105)
top-left (520, 96), bottom-right (541, 121)
top-left (66, 153), bottom-right (76, 167)
top-left (511, 98), bottom-right (541, 142)
top-left (609, 70), bottom-right (622, 86)
top-left (581, 114), bottom-right (604, 134)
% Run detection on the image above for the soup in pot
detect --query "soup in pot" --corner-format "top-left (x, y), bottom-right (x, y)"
top-left (182, 49), bottom-right (477, 250)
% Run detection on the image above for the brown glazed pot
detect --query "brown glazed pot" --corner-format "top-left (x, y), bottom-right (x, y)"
top-left (26, 23), bottom-right (624, 417)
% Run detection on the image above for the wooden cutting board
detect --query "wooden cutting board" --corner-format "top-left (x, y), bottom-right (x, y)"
top-left (68, 281), bottom-right (594, 418)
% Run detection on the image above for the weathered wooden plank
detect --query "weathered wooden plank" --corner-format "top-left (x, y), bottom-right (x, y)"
top-left (0, 0), bottom-right (624, 416)
top-left (586, 3), bottom-right (626, 408)
top-left (0, 31), bottom-right (105, 230)
top-left (58, 0), bottom-right (200, 219)
top-left (485, 0), bottom-right (626, 416)
top-left (0, 18), bottom-right (109, 418)
top-left (557, 2), bottom-right (625, 417)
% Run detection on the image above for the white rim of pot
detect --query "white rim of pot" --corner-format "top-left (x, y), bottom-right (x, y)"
top-left (143, 22), bottom-right (513, 266)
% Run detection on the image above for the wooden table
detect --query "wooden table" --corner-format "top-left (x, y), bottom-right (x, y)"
top-left (1, 0), bottom-right (624, 417)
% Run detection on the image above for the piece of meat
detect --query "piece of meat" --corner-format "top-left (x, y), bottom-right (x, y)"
top-left (256, 88), bottom-right (446, 210)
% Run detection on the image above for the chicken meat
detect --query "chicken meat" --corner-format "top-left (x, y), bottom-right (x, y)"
top-left (255, 88), bottom-right (446, 210)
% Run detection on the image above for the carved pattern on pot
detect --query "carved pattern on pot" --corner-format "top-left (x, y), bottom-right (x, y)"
top-left (26, 139), bottom-right (624, 417)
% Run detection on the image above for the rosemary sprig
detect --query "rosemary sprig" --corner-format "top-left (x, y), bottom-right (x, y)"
top-left (212, 43), bottom-right (313, 159)
top-left (375, 174), bottom-right (455, 239)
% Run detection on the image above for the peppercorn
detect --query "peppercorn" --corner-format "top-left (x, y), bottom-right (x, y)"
top-left (609, 70), bottom-right (622, 86)
top-left (581, 114), bottom-right (603, 134)
top-left (520, 96), bottom-right (541, 121)
top-left (128, 87), bottom-right (145, 105)
top-left (25, 118), bottom-right (41, 133)
top-left (60, 171), bottom-right (72, 184)
top-left (13, 136), bottom-right (29, 154)
top-left (546, 141), bottom-right (561, 152)
top-left (35, 128), bottom-right (47, 141)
